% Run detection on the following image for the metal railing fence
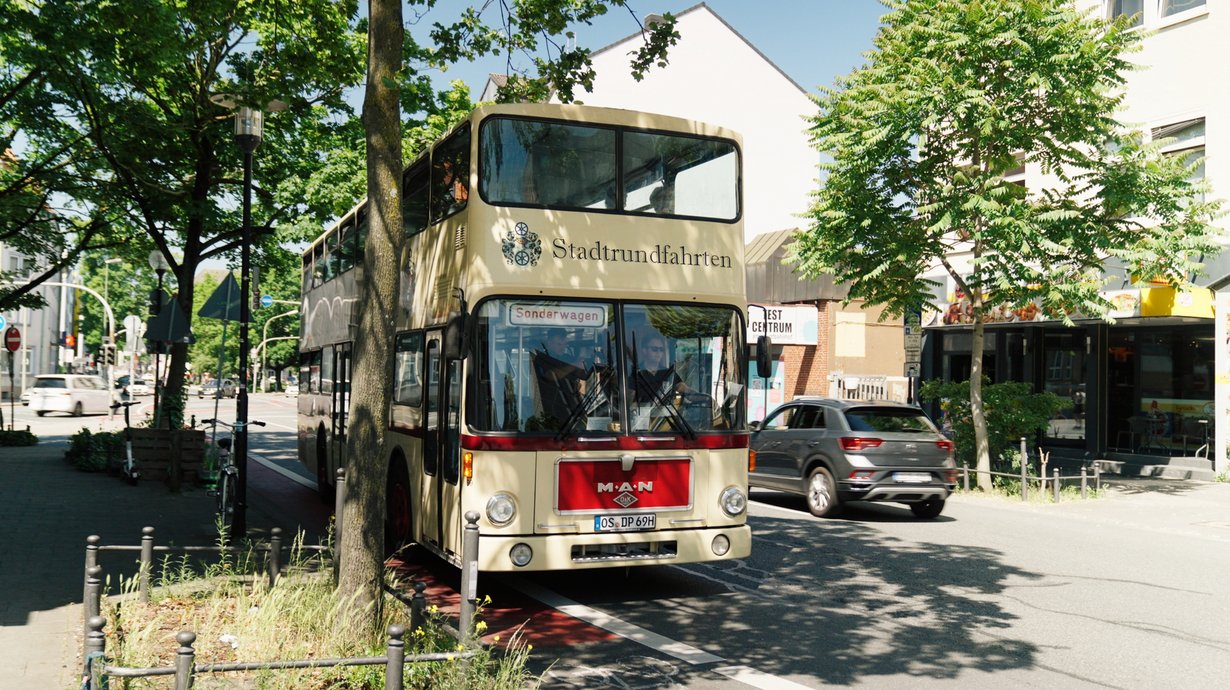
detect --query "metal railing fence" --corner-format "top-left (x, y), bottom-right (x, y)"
top-left (80, 473), bottom-right (486, 689)
top-left (958, 438), bottom-right (1102, 502)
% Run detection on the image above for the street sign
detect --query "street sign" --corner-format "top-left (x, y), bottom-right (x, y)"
top-left (260, 294), bottom-right (273, 308)
top-left (4, 326), bottom-right (20, 352)
top-left (905, 362), bottom-right (920, 377)
top-left (0, 315), bottom-right (6, 332)
top-left (123, 314), bottom-right (146, 353)
top-left (905, 333), bottom-right (922, 350)
top-left (904, 310), bottom-right (922, 336)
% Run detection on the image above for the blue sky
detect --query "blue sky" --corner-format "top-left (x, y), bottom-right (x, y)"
top-left (410, 1), bottom-right (888, 101)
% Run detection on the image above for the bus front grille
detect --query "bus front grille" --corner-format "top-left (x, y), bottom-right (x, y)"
top-left (570, 541), bottom-right (679, 563)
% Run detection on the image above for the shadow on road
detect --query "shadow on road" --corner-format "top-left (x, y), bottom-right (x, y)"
top-left (480, 507), bottom-right (1044, 688)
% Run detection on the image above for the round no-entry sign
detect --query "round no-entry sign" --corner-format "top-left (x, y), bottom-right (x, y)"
top-left (4, 326), bottom-right (19, 352)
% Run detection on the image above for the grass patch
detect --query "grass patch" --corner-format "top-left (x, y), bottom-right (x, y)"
top-left (953, 479), bottom-right (1104, 503)
top-left (97, 531), bottom-right (536, 689)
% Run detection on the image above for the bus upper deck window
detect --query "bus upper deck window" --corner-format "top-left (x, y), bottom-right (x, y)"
top-left (480, 118), bottom-right (616, 210)
top-left (431, 125), bottom-right (471, 223)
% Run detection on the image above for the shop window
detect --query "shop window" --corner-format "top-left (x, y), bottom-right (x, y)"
top-left (1043, 332), bottom-right (1085, 442)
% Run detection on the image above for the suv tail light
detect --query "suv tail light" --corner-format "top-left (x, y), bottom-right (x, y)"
top-left (839, 437), bottom-right (883, 451)
top-left (936, 439), bottom-right (954, 452)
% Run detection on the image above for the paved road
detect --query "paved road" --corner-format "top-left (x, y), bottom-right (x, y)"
top-left (500, 485), bottom-right (1230, 689)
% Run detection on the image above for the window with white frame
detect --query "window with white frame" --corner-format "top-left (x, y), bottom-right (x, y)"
top-left (1163, 0), bottom-right (1206, 17)
top-left (1107, 0), bottom-right (1207, 28)
top-left (1109, 0), bottom-right (1144, 26)
top-left (1152, 117), bottom-right (1206, 202)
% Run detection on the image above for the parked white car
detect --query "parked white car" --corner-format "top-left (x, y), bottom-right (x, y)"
top-left (126, 378), bottom-right (152, 396)
top-left (28, 374), bottom-right (114, 417)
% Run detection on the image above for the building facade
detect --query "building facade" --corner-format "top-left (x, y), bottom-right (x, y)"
top-left (0, 243), bottom-right (70, 398)
top-left (921, 1), bottom-right (1227, 473)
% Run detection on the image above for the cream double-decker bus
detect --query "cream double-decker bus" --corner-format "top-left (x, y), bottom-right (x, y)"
top-left (299, 103), bottom-right (754, 571)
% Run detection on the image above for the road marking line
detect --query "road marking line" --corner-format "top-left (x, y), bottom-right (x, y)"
top-left (712, 665), bottom-right (814, 690)
top-left (510, 578), bottom-right (722, 664)
top-left (249, 452), bottom-right (317, 490)
top-left (510, 577), bottom-right (809, 689)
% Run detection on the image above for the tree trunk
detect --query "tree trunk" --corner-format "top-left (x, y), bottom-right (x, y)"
top-left (970, 315), bottom-right (992, 490)
top-left (336, 0), bottom-right (403, 636)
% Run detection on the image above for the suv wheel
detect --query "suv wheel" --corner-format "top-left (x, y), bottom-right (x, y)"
top-left (806, 467), bottom-right (841, 518)
top-left (909, 499), bottom-right (945, 519)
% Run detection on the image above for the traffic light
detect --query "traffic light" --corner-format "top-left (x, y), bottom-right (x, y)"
top-left (65, 333), bottom-right (76, 348)
top-left (103, 344), bottom-right (116, 366)
top-left (148, 289), bottom-right (162, 315)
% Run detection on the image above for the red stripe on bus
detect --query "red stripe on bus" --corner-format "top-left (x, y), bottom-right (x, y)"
top-left (460, 433), bottom-right (748, 452)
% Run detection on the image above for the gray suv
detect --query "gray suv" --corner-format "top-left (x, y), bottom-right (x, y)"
top-left (749, 398), bottom-right (956, 519)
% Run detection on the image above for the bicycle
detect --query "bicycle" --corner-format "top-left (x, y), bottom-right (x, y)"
top-left (110, 400), bottom-right (142, 485)
top-left (200, 418), bottom-right (266, 533)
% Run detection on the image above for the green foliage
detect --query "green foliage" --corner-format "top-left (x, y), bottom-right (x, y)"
top-left (0, 429), bottom-right (37, 446)
top-left (63, 428), bottom-right (124, 472)
top-left (794, 0), bottom-right (1223, 323)
top-left (919, 379), bottom-right (1066, 470)
top-left (796, 0), bottom-right (1224, 481)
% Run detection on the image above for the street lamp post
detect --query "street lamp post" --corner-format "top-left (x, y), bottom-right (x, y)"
top-left (258, 309), bottom-right (297, 392)
top-left (148, 250), bottom-right (170, 426)
top-left (103, 257), bottom-right (122, 404)
top-left (233, 105), bottom-right (263, 539)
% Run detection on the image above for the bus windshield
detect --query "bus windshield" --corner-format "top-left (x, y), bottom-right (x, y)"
top-left (479, 116), bottom-right (739, 221)
top-left (473, 299), bottom-right (747, 435)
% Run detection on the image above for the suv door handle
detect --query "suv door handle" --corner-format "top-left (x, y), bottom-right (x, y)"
top-left (807, 440), bottom-right (822, 447)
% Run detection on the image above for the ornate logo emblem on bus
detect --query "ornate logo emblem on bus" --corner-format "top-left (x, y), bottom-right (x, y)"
top-left (613, 492), bottom-right (638, 508)
top-left (501, 222), bottom-right (541, 267)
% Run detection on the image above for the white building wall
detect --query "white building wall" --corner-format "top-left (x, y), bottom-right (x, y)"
top-left (0, 243), bottom-right (59, 397)
top-left (555, 5), bottom-right (819, 241)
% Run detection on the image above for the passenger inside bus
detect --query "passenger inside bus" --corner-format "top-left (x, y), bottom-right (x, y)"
top-left (533, 328), bottom-right (588, 424)
top-left (649, 184), bottom-right (674, 214)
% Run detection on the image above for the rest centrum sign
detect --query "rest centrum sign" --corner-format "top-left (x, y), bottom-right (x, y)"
top-left (747, 305), bottom-right (818, 346)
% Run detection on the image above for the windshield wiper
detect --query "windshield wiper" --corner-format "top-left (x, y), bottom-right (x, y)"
top-left (633, 373), bottom-right (696, 440)
top-left (554, 369), bottom-right (613, 442)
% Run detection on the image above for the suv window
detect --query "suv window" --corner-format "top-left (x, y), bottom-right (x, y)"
top-left (34, 377), bottom-right (67, 389)
top-left (798, 406), bottom-right (826, 429)
top-left (845, 407), bottom-right (935, 433)
top-left (762, 406), bottom-right (796, 430)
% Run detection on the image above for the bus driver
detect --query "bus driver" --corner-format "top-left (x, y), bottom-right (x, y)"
top-left (633, 334), bottom-right (684, 404)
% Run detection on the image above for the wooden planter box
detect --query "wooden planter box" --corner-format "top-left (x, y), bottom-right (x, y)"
top-left (130, 428), bottom-right (206, 490)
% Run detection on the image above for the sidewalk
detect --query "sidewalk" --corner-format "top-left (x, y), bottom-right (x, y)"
top-left (0, 438), bottom-right (326, 690)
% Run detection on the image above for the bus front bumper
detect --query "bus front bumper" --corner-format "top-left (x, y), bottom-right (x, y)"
top-left (476, 525), bottom-right (751, 572)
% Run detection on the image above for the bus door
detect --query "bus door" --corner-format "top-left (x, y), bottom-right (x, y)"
top-left (330, 343), bottom-right (352, 475)
top-left (421, 332), bottom-right (463, 556)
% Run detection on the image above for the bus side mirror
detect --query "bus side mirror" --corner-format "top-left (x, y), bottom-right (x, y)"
top-left (755, 335), bottom-right (772, 379)
top-left (443, 314), bottom-right (468, 361)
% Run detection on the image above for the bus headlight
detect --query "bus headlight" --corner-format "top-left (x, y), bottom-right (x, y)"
top-left (510, 543), bottom-right (533, 567)
top-left (719, 486), bottom-right (747, 517)
top-left (486, 493), bottom-right (516, 526)
top-left (712, 534), bottom-right (731, 556)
